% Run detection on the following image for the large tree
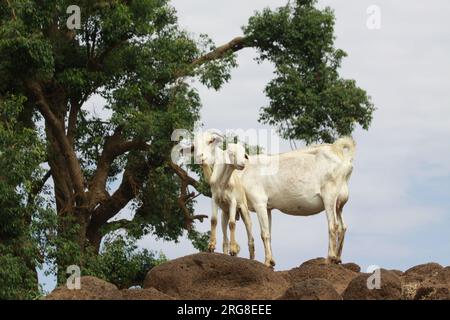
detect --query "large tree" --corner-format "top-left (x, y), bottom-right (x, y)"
top-left (0, 0), bottom-right (373, 287)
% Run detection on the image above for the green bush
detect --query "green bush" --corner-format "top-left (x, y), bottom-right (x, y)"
top-left (83, 235), bottom-right (168, 289)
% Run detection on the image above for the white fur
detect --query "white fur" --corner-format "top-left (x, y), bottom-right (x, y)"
top-left (200, 140), bottom-right (254, 259)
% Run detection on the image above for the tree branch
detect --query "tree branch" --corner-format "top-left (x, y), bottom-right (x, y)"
top-left (191, 36), bottom-right (248, 67)
top-left (168, 161), bottom-right (200, 189)
top-left (173, 36), bottom-right (249, 79)
top-left (89, 155), bottom-right (149, 233)
top-left (30, 169), bottom-right (51, 196)
top-left (25, 80), bottom-right (86, 204)
top-left (67, 98), bottom-right (80, 146)
top-left (177, 176), bottom-right (208, 230)
top-left (28, 169), bottom-right (52, 205)
top-left (88, 127), bottom-right (149, 207)
top-left (5, 0), bottom-right (16, 20)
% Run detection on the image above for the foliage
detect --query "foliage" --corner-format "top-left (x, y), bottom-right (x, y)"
top-left (244, 0), bottom-right (375, 143)
top-left (83, 235), bottom-right (168, 289)
top-left (0, 94), bottom-right (50, 299)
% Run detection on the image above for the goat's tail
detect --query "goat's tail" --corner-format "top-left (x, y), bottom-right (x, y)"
top-left (333, 136), bottom-right (356, 162)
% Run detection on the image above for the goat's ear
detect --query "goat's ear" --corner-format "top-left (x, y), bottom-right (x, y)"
top-left (209, 134), bottom-right (223, 145)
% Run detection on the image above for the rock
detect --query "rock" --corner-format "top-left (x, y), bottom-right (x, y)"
top-left (44, 258), bottom-right (450, 300)
top-left (389, 269), bottom-right (404, 277)
top-left (402, 263), bottom-right (443, 284)
top-left (45, 276), bottom-right (121, 300)
top-left (343, 269), bottom-right (402, 300)
top-left (414, 285), bottom-right (450, 300)
top-left (342, 262), bottom-right (361, 273)
top-left (283, 258), bottom-right (359, 294)
top-left (411, 267), bottom-right (450, 300)
top-left (278, 279), bottom-right (342, 300)
top-left (121, 288), bottom-right (175, 300)
top-left (144, 252), bottom-right (289, 300)
top-left (401, 263), bottom-right (445, 299)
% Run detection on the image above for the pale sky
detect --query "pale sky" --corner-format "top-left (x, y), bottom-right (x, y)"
top-left (39, 0), bottom-right (450, 291)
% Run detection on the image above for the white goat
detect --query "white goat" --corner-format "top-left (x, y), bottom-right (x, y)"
top-left (195, 136), bottom-right (254, 259)
top-left (209, 143), bottom-right (254, 258)
top-left (193, 131), bottom-right (355, 267)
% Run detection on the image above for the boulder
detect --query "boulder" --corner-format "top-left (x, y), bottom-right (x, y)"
top-left (411, 267), bottom-right (450, 300)
top-left (341, 262), bottom-right (361, 273)
top-left (401, 263), bottom-right (445, 300)
top-left (278, 279), bottom-right (342, 300)
top-left (343, 269), bottom-right (402, 300)
top-left (402, 263), bottom-right (443, 284)
top-left (144, 252), bottom-right (289, 300)
top-left (283, 258), bottom-right (359, 294)
top-left (45, 276), bottom-right (121, 300)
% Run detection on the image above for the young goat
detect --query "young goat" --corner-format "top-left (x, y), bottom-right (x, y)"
top-left (207, 143), bottom-right (254, 259)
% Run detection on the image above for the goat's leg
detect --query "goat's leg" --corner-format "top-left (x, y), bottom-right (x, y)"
top-left (208, 200), bottom-right (219, 252)
top-left (323, 195), bottom-right (339, 264)
top-left (255, 203), bottom-right (275, 267)
top-left (336, 204), bottom-right (347, 260)
top-left (228, 199), bottom-right (240, 256)
top-left (221, 210), bottom-right (230, 254)
top-left (267, 209), bottom-right (275, 266)
top-left (240, 205), bottom-right (255, 259)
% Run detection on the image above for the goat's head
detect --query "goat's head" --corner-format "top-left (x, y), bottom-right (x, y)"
top-left (192, 130), bottom-right (224, 166)
top-left (224, 143), bottom-right (249, 170)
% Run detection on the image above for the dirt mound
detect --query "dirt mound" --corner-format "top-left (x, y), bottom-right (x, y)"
top-left (401, 264), bottom-right (450, 300)
top-left (143, 252), bottom-right (289, 299)
top-left (343, 269), bottom-right (402, 300)
top-left (44, 255), bottom-right (450, 300)
top-left (45, 276), bottom-right (174, 300)
top-left (282, 257), bottom-right (359, 294)
top-left (45, 276), bottom-right (121, 300)
top-left (279, 279), bottom-right (342, 300)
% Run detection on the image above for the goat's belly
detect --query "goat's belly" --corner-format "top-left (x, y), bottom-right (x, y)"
top-left (268, 193), bottom-right (324, 216)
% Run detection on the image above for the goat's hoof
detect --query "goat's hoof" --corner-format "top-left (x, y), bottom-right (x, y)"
top-left (207, 242), bottom-right (216, 253)
top-left (270, 259), bottom-right (276, 267)
top-left (327, 257), bottom-right (341, 264)
top-left (229, 243), bottom-right (240, 256)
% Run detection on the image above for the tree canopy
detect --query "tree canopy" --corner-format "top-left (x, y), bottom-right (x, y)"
top-left (0, 0), bottom-right (374, 297)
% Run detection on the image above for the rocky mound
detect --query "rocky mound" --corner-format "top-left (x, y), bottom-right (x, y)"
top-left (44, 276), bottom-right (173, 300)
top-left (45, 253), bottom-right (450, 300)
top-left (144, 252), bottom-right (289, 299)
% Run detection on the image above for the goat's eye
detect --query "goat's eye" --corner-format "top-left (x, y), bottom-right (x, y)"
top-left (245, 154), bottom-right (249, 160)
top-left (208, 139), bottom-right (214, 145)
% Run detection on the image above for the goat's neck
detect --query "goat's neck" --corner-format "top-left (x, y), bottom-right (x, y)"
top-left (201, 163), bottom-right (212, 183)
top-left (210, 152), bottom-right (235, 189)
